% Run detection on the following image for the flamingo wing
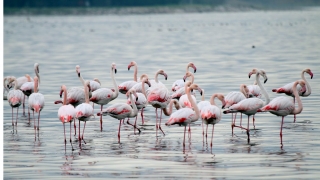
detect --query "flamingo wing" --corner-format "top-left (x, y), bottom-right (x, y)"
top-left (103, 103), bottom-right (132, 119)
top-left (260, 96), bottom-right (294, 116)
top-left (229, 98), bottom-right (264, 115)
top-left (75, 103), bottom-right (93, 120)
top-left (7, 89), bottom-right (24, 107)
top-left (273, 82), bottom-right (303, 97)
top-left (58, 104), bottom-right (76, 123)
top-left (90, 88), bottom-right (114, 104)
top-left (248, 85), bottom-right (261, 98)
top-left (197, 101), bottom-right (211, 112)
top-left (131, 82), bottom-right (149, 93)
top-left (90, 80), bottom-right (101, 92)
top-left (20, 82), bottom-right (34, 96)
top-left (165, 108), bottom-right (195, 126)
top-left (67, 87), bottom-right (85, 105)
top-left (224, 91), bottom-right (246, 108)
top-left (179, 94), bottom-right (196, 108)
top-left (200, 105), bottom-right (222, 124)
top-left (171, 79), bottom-right (185, 91)
top-left (118, 80), bottom-right (138, 94)
top-left (28, 93), bottom-right (45, 113)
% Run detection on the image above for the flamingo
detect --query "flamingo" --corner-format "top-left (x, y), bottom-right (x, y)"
top-left (7, 77), bottom-right (25, 126)
top-left (200, 93), bottom-right (226, 147)
top-left (130, 74), bottom-right (150, 93)
top-left (271, 68), bottom-right (313, 122)
top-left (165, 84), bottom-right (202, 147)
top-left (58, 85), bottom-right (76, 151)
top-left (224, 84), bottom-right (250, 134)
top-left (3, 76), bottom-right (14, 100)
top-left (118, 61), bottom-right (139, 94)
top-left (247, 68), bottom-right (268, 128)
top-left (75, 80), bottom-right (93, 148)
top-left (97, 88), bottom-right (139, 143)
top-left (146, 69), bottom-right (170, 136)
top-left (259, 80), bottom-right (306, 147)
top-left (171, 62), bottom-right (197, 92)
top-left (223, 70), bottom-right (270, 142)
top-left (171, 71), bottom-right (195, 100)
top-left (90, 63), bottom-right (119, 131)
top-left (28, 76), bottom-right (45, 130)
top-left (126, 77), bottom-right (151, 126)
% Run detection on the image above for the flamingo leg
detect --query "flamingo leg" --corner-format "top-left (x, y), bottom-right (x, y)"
top-left (12, 107), bottom-right (14, 126)
top-left (231, 114), bottom-right (234, 135)
top-left (155, 108), bottom-right (158, 136)
top-left (240, 113), bottom-right (243, 127)
top-left (206, 124), bottom-right (208, 141)
top-left (211, 125), bottom-right (215, 147)
top-left (100, 105), bottom-right (103, 131)
top-left (183, 126), bottom-right (186, 147)
top-left (74, 117), bottom-right (76, 136)
top-left (81, 121), bottom-right (86, 144)
top-left (247, 116), bottom-right (250, 143)
top-left (22, 95), bottom-right (26, 117)
top-left (118, 120), bottom-right (122, 143)
top-left (141, 108), bottom-right (144, 125)
top-left (280, 116), bottom-right (284, 147)
top-left (15, 107), bottom-right (19, 126)
top-left (63, 123), bottom-right (67, 151)
top-left (202, 120), bottom-right (204, 146)
top-left (33, 111), bottom-right (36, 129)
top-left (70, 121), bottom-right (74, 151)
top-left (28, 106), bottom-right (30, 121)
top-left (159, 109), bottom-right (165, 136)
top-left (252, 115), bottom-right (256, 129)
top-left (293, 97), bottom-right (296, 123)
top-left (78, 120), bottom-right (81, 149)
top-left (37, 112), bottom-right (40, 130)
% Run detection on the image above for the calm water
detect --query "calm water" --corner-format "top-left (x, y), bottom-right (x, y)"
top-left (3, 9), bottom-right (320, 179)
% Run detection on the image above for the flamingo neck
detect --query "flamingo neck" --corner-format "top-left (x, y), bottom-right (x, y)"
top-left (13, 78), bottom-right (19, 90)
top-left (201, 88), bottom-right (205, 101)
top-left (141, 79), bottom-right (147, 98)
top-left (154, 71), bottom-right (160, 83)
top-left (111, 67), bottom-right (119, 100)
top-left (301, 70), bottom-right (311, 96)
top-left (163, 99), bottom-right (180, 116)
top-left (133, 64), bottom-right (138, 82)
top-left (256, 73), bottom-right (270, 105)
top-left (62, 86), bottom-right (67, 105)
top-left (187, 86), bottom-right (200, 120)
top-left (3, 77), bottom-right (9, 92)
top-left (292, 81), bottom-right (303, 114)
top-left (210, 94), bottom-right (218, 106)
top-left (129, 92), bottom-right (138, 117)
top-left (34, 78), bottom-right (39, 93)
top-left (84, 85), bottom-right (89, 104)
top-left (34, 64), bottom-right (40, 84)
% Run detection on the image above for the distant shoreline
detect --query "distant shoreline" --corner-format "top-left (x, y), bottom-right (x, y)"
top-left (4, 4), bottom-right (318, 16)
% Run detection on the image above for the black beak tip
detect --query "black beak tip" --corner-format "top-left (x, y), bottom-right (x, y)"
top-left (194, 69), bottom-right (196, 73)
top-left (264, 79), bottom-right (268, 84)
top-left (60, 95), bottom-right (62, 98)
top-left (222, 105), bottom-right (225, 109)
top-left (127, 68), bottom-right (130, 71)
top-left (136, 97), bottom-right (138, 101)
top-left (165, 77), bottom-right (167, 80)
top-left (115, 69), bottom-right (117, 74)
top-left (78, 73), bottom-right (80, 77)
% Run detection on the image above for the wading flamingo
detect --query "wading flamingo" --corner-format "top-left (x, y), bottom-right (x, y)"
top-left (90, 63), bottom-right (119, 131)
top-left (7, 77), bottom-right (25, 126)
top-left (171, 62), bottom-right (197, 92)
top-left (75, 80), bottom-right (93, 148)
top-left (171, 71), bottom-right (195, 100)
top-left (97, 89), bottom-right (139, 143)
top-left (118, 61), bottom-right (139, 94)
top-left (259, 80), bottom-right (306, 148)
top-left (28, 76), bottom-right (45, 130)
top-left (165, 84), bottom-right (202, 147)
top-left (146, 69), bottom-right (170, 136)
top-left (271, 68), bottom-right (313, 122)
top-left (58, 85), bottom-right (76, 151)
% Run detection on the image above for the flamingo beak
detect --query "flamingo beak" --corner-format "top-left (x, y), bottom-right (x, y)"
top-left (248, 72), bottom-right (253, 78)
top-left (78, 72), bottom-right (80, 77)
top-left (127, 65), bottom-right (131, 71)
top-left (136, 97), bottom-right (138, 101)
top-left (264, 78), bottom-right (268, 84)
top-left (164, 73), bottom-right (168, 80)
top-left (147, 81), bottom-right (151, 87)
top-left (115, 69), bottom-right (117, 74)
top-left (310, 72), bottom-right (314, 79)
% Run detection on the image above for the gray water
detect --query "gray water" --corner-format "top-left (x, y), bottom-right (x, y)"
top-left (3, 9), bottom-right (320, 179)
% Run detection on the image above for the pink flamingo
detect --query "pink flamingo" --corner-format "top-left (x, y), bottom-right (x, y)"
top-left (200, 93), bottom-right (226, 147)
top-left (223, 70), bottom-right (270, 142)
top-left (75, 80), bottom-right (93, 148)
top-left (97, 89), bottom-right (139, 143)
top-left (118, 61), bottom-right (139, 94)
top-left (28, 76), bottom-right (45, 130)
top-left (126, 77), bottom-right (151, 126)
top-left (146, 69), bottom-right (170, 136)
top-left (3, 76), bottom-right (14, 100)
top-left (171, 62), bottom-right (197, 92)
top-left (223, 84), bottom-right (250, 134)
top-left (271, 68), bottom-right (313, 122)
top-left (130, 74), bottom-right (150, 93)
top-left (259, 80), bottom-right (306, 147)
top-left (165, 84), bottom-right (202, 147)
top-left (90, 63), bottom-right (119, 131)
top-left (7, 77), bottom-right (25, 126)
top-left (171, 71), bottom-right (195, 100)
top-left (58, 85), bottom-right (76, 151)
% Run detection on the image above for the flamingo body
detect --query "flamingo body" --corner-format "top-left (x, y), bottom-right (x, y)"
top-left (90, 88), bottom-right (115, 105)
top-left (200, 105), bottom-right (222, 125)
top-left (58, 105), bottom-right (76, 123)
top-left (29, 93), bottom-right (45, 113)
top-left (8, 90), bottom-right (24, 107)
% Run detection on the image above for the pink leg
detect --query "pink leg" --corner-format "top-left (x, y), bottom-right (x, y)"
top-left (78, 120), bottom-right (81, 149)
top-left (206, 124), bottom-right (208, 142)
top-left (118, 120), bottom-right (122, 143)
top-left (69, 122), bottom-right (74, 151)
top-left (159, 109), bottom-right (165, 135)
top-left (82, 121), bottom-right (87, 144)
top-left (246, 116), bottom-right (250, 142)
top-left (12, 108), bottom-right (14, 126)
top-left (100, 105), bottom-right (103, 131)
top-left (37, 112), bottom-right (40, 130)
top-left (141, 108), bottom-right (144, 125)
top-left (211, 125), bottom-right (215, 147)
top-left (22, 95), bottom-right (26, 117)
top-left (280, 116), bottom-right (284, 147)
top-left (63, 123), bottom-right (67, 151)
top-left (252, 115), bottom-right (255, 129)
top-left (33, 111), bottom-right (36, 129)
top-left (15, 107), bottom-right (19, 126)
top-left (231, 114), bottom-right (234, 135)
top-left (74, 118), bottom-right (76, 136)
top-left (155, 108), bottom-right (158, 136)
top-left (293, 97), bottom-right (296, 123)
top-left (183, 126), bottom-right (186, 147)
top-left (240, 113), bottom-right (243, 127)
top-left (202, 120), bottom-right (204, 145)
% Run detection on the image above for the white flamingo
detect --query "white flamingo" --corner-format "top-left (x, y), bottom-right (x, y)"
top-left (171, 71), bottom-right (195, 100)
top-left (171, 62), bottom-right (197, 92)
top-left (259, 80), bottom-right (306, 147)
top-left (90, 63), bottom-right (119, 131)
top-left (28, 76), bottom-right (45, 130)
top-left (118, 61), bottom-right (139, 94)
top-left (7, 77), bottom-right (25, 126)
top-left (97, 89), bottom-right (139, 143)
top-left (58, 85), bottom-right (76, 151)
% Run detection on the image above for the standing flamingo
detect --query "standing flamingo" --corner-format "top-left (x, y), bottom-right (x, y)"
top-left (200, 93), bottom-right (226, 147)
top-left (58, 85), bottom-right (76, 151)
top-left (271, 68), bottom-right (313, 122)
top-left (259, 80), bottom-right (306, 147)
top-left (97, 89), bottom-right (139, 143)
top-left (3, 76), bottom-right (14, 100)
top-left (223, 70), bottom-right (270, 142)
top-left (171, 71), bottom-right (195, 100)
top-left (28, 76), bottom-right (45, 130)
top-left (171, 62), bottom-right (197, 92)
top-left (126, 77), bottom-right (151, 126)
top-left (90, 63), bottom-right (119, 131)
top-left (7, 77), bottom-right (25, 126)
top-left (165, 84), bottom-right (202, 147)
top-left (223, 84), bottom-right (250, 134)
top-left (130, 74), bottom-right (150, 93)
top-left (75, 80), bottom-right (93, 148)
top-left (118, 61), bottom-right (139, 94)
top-left (146, 69), bottom-right (170, 136)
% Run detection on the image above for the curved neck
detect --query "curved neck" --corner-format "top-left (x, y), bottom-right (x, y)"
top-left (129, 92), bottom-right (138, 117)
top-left (78, 72), bottom-right (85, 86)
top-left (35, 65), bottom-right (40, 84)
top-left (292, 81), bottom-right (303, 114)
top-left (111, 67), bottom-right (119, 100)
top-left (84, 84), bottom-right (89, 104)
top-left (163, 99), bottom-right (180, 116)
top-left (34, 79), bottom-right (39, 93)
top-left (189, 73), bottom-right (194, 84)
top-left (154, 71), bottom-right (160, 83)
top-left (63, 86), bottom-right (67, 105)
top-left (256, 73), bottom-right (270, 105)
top-left (133, 64), bottom-right (138, 82)
top-left (210, 94), bottom-right (218, 106)
top-left (187, 87), bottom-right (200, 120)
top-left (301, 70), bottom-right (311, 96)
top-left (141, 79), bottom-right (147, 98)
top-left (3, 77), bottom-right (9, 93)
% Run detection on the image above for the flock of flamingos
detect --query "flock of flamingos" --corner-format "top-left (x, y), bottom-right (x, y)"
top-left (3, 62), bottom-right (313, 151)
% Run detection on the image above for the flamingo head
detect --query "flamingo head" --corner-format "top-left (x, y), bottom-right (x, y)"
top-left (183, 71), bottom-right (192, 82)
top-left (158, 70), bottom-right (167, 80)
top-left (188, 62), bottom-right (197, 73)
top-left (93, 78), bottom-right (101, 85)
top-left (140, 74), bottom-right (149, 81)
top-left (259, 69), bottom-right (268, 83)
top-left (112, 63), bottom-right (117, 74)
top-left (305, 68), bottom-right (313, 79)
top-left (144, 78), bottom-right (151, 87)
top-left (34, 63), bottom-right (40, 73)
top-left (189, 84), bottom-right (202, 96)
top-left (298, 80), bottom-right (306, 95)
top-left (217, 93), bottom-right (226, 109)
top-left (75, 65), bottom-right (81, 77)
top-left (248, 68), bottom-right (259, 78)
top-left (128, 61), bottom-right (136, 71)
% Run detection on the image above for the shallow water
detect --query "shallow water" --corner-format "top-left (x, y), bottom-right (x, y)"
top-left (3, 9), bottom-right (320, 179)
